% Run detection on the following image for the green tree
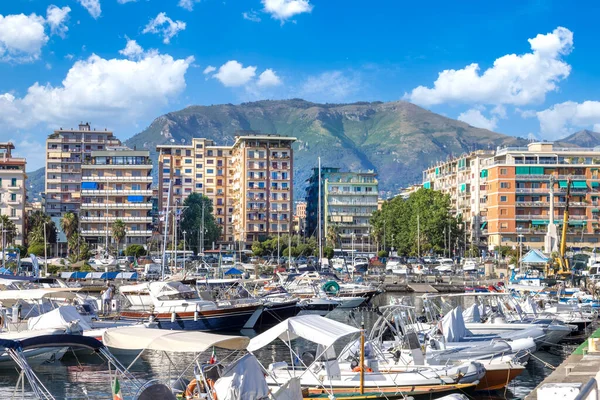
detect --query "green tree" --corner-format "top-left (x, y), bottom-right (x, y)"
top-left (0, 215), bottom-right (16, 245)
top-left (180, 193), bottom-right (221, 254)
top-left (60, 212), bottom-right (79, 257)
top-left (323, 246), bottom-right (334, 259)
top-left (111, 219), bottom-right (126, 256)
top-left (326, 224), bottom-right (341, 249)
top-left (27, 242), bottom-right (46, 257)
top-left (125, 244), bottom-right (147, 258)
top-left (26, 211), bottom-right (56, 247)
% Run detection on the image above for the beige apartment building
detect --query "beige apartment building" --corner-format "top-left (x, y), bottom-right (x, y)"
top-left (45, 123), bottom-right (120, 218)
top-left (423, 143), bottom-right (600, 251)
top-left (0, 143), bottom-right (26, 246)
top-left (79, 146), bottom-right (153, 247)
top-left (157, 133), bottom-right (296, 248)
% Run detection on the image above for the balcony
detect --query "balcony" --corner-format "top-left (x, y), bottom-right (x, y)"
top-left (81, 229), bottom-right (152, 236)
top-left (82, 176), bottom-right (152, 182)
top-left (80, 203), bottom-right (152, 209)
top-left (80, 216), bottom-right (153, 223)
top-left (81, 189), bottom-right (152, 196)
top-left (328, 200), bottom-right (378, 206)
top-left (6, 186), bottom-right (20, 191)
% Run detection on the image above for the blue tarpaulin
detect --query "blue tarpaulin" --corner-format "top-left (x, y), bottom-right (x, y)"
top-left (224, 267), bottom-right (243, 275)
top-left (81, 182), bottom-right (97, 189)
top-left (521, 249), bottom-right (550, 264)
top-left (127, 196), bottom-right (144, 202)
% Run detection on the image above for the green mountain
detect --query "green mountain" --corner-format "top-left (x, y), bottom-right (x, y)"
top-left (124, 99), bottom-right (529, 197)
top-left (560, 130), bottom-right (600, 148)
top-left (27, 99), bottom-right (535, 200)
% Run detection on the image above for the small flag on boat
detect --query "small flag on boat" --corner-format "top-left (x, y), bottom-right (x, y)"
top-left (113, 377), bottom-right (123, 400)
top-left (209, 347), bottom-right (217, 364)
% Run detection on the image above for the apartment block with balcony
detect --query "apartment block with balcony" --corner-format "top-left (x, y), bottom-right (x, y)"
top-left (422, 150), bottom-right (495, 244)
top-left (0, 143), bottom-right (26, 246)
top-left (79, 147), bottom-right (153, 246)
top-left (45, 123), bottom-right (120, 218)
top-left (483, 142), bottom-right (600, 250)
top-left (324, 171), bottom-right (378, 252)
top-left (231, 135), bottom-right (296, 246)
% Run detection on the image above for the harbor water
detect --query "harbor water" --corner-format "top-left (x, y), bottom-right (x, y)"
top-left (0, 293), bottom-right (584, 399)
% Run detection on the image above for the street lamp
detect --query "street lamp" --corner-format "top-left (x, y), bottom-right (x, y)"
top-left (182, 230), bottom-right (186, 270)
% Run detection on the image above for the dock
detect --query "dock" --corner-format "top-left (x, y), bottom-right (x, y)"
top-left (525, 326), bottom-right (600, 400)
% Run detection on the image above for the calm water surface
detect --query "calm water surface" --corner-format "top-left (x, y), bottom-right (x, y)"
top-left (0, 293), bottom-right (582, 399)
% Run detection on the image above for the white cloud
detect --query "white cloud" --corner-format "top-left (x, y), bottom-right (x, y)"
top-left (537, 101), bottom-right (600, 138)
top-left (143, 12), bottom-right (186, 44)
top-left (0, 50), bottom-right (194, 130)
top-left (300, 71), bottom-right (360, 102)
top-left (491, 104), bottom-right (507, 119)
top-left (117, 0), bottom-right (137, 3)
top-left (178, 0), bottom-right (201, 11)
top-left (65, 54), bottom-right (74, 60)
top-left (203, 65), bottom-right (216, 74)
top-left (213, 60), bottom-right (256, 87)
top-left (76, 0), bottom-right (101, 19)
top-left (0, 13), bottom-right (47, 62)
top-left (119, 38), bottom-right (144, 60)
top-left (12, 138), bottom-right (46, 171)
top-left (243, 10), bottom-right (262, 22)
top-left (46, 5), bottom-right (71, 37)
top-left (262, 0), bottom-right (313, 22)
top-left (406, 27), bottom-right (573, 107)
top-left (257, 69), bottom-right (282, 87)
top-left (458, 108), bottom-right (498, 131)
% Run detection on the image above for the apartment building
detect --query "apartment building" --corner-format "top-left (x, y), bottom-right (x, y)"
top-left (45, 123), bottom-right (120, 218)
top-left (306, 168), bottom-right (379, 252)
top-left (80, 146), bottom-right (153, 246)
top-left (483, 142), bottom-right (600, 250)
top-left (422, 142), bottom-right (600, 251)
top-left (0, 143), bottom-right (26, 246)
top-left (157, 133), bottom-right (295, 248)
top-left (231, 135), bottom-right (296, 246)
top-left (294, 201), bottom-right (307, 234)
top-left (422, 150), bottom-right (495, 244)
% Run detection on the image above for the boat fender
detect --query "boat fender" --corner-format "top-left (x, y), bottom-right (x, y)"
top-left (194, 311), bottom-right (198, 321)
top-left (352, 365), bottom-right (373, 373)
top-left (171, 312), bottom-right (176, 323)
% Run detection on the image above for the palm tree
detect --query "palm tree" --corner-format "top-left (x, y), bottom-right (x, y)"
top-left (60, 212), bottom-right (79, 257)
top-left (326, 224), bottom-right (341, 249)
top-left (0, 215), bottom-right (16, 245)
top-left (111, 219), bottom-right (126, 257)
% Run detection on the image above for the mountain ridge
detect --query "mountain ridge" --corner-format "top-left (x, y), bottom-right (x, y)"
top-left (26, 100), bottom-right (600, 201)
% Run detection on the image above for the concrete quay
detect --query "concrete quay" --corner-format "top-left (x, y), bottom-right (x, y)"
top-left (525, 326), bottom-right (600, 400)
top-left (379, 275), bottom-right (498, 293)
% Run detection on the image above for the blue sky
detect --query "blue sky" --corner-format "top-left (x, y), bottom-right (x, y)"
top-left (1, 0), bottom-right (600, 171)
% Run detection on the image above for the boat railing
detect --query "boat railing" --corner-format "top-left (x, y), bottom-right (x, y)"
top-left (574, 377), bottom-right (598, 400)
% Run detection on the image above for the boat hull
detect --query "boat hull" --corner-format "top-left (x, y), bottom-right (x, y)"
top-left (119, 305), bottom-right (259, 332)
top-left (475, 363), bottom-right (526, 391)
top-left (297, 383), bottom-right (477, 399)
top-left (256, 301), bottom-right (301, 328)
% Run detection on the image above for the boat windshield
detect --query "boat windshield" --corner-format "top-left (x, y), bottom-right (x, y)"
top-left (156, 282), bottom-right (200, 301)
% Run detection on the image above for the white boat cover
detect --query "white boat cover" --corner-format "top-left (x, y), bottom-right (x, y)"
top-left (213, 353), bottom-right (270, 400)
top-left (441, 306), bottom-right (472, 342)
top-left (27, 305), bottom-right (92, 331)
top-left (247, 314), bottom-right (360, 352)
top-left (102, 327), bottom-right (249, 352)
top-left (521, 297), bottom-right (538, 316)
top-left (271, 377), bottom-right (302, 400)
top-left (462, 303), bottom-right (481, 323)
top-left (0, 288), bottom-right (79, 306)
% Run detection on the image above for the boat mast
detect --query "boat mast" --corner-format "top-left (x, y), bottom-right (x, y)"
top-left (161, 179), bottom-right (172, 280)
top-left (417, 214), bottom-right (420, 257)
top-left (359, 320), bottom-right (365, 394)
top-left (318, 157), bottom-right (322, 266)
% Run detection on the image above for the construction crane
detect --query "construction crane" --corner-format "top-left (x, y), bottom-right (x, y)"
top-left (554, 176), bottom-right (571, 276)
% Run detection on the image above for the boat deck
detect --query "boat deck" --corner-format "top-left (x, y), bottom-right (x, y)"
top-left (525, 325), bottom-right (600, 400)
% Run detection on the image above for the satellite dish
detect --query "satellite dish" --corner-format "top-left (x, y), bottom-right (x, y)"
top-left (181, 139), bottom-right (185, 144)
top-left (170, 139), bottom-right (175, 143)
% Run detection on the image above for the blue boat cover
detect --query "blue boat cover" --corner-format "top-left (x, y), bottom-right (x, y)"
top-left (521, 249), bottom-right (550, 264)
top-left (224, 267), bottom-right (243, 275)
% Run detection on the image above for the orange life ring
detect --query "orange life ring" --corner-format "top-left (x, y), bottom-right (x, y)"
top-left (207, 378), bottom-right (218, 400)
top-left (185, 379), bottom-right (198, 399)
top-left (352, 366), bottom-right (373, 373)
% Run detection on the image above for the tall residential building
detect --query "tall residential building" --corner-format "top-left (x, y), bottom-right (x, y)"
top-left (294, 201), bottom-right (307, 235)
top-left (0, 143), bottom-right (26, 246)
top-left (80, 146), bottom-right (153, 247)
top-left (422, 142), bottom-right (600, 251)
top-left (305, 168), bottom-right (379, 252)
top-left (157, 133), bottom-right (296, 248)
top-left (422, 150), bottom-right (494, 243)
top-left (45, 123), bottom-right (120, 218)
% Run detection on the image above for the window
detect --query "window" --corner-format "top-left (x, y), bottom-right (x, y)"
top-left (500, 168), bottom-right (507, 175)
top-left (186, 150), bottom-right (191, 157)
top-left (163, 168), bottom-right (170, 174)
top-left (10, 209), bottom-right (16, 217)
top-left (196, 183), bottom-right (203, 188)
top-left (500, 195), bottom-right (507, 202)
top-left (185, 159), bottom-right (192, 164)
top-left (163, 159), bottom-right (170, 164)
top-left (500, 222), bottom-right (508, 229)
top-left (207, 169), bottom-right (214, 174)
top-left (10, 193), bottom-right (16, 201)
top-left (184, 169), bottom-right (192, 174)
top-left (11, 178), bottom-right (16, 187)
top-left (500, 209), bottom-right (507, 215)
top-left (500, 182), bottom-right (510, 189)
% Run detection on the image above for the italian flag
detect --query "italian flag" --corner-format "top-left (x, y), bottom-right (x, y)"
top-left (209, 347), bottom-right (217, 364)
top-left (113, 377), bottom-right (123, 400)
